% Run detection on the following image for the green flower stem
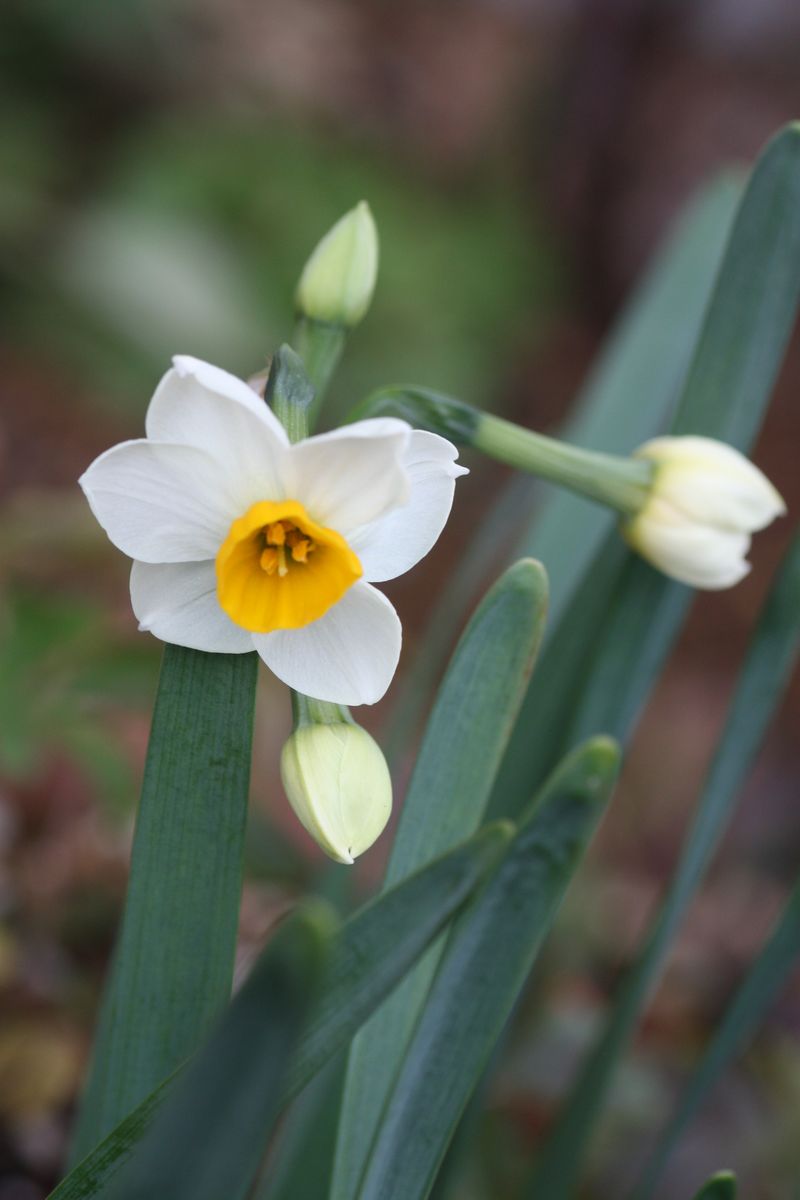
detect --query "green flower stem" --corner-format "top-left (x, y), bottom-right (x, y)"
top-left (355, 386), bottom-right (654, 517)
top-left (292, 317), bottom-right (347, 429)
top-left (292, 692), bottom-right (356, 729)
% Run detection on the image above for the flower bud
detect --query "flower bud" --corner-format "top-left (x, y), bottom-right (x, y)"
top-left (280, 721), bottom-right (392, 864)
top-left (295, 201), bottom-right (379, 328)
top-left (621, 435), bottom-right (786, 589)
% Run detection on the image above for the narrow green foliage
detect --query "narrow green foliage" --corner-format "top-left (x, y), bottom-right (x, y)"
top-left (49, 824), bottom-right (510, 1200)
top-left (257, 1060), bottom-right (345, 1200)
top-left (381, 174), bottom-right (739, 762)
top-left (526, 531), bottom-right (800, 1198)
top-left (332, 560), bottom-right (548, 1198)
top-left (513, 175), bottom-right (741, 617)
top-left (283, 821), bottom-right (513, 1097)
top-left (265, 343), bottom-right (314, 443)
top-left (691, 1171), bottom-right (737, 1200)
top-left (671, 124), bottom-right (800, 445)
top-left (497, 120), bottom-right (800, 827)
top-left (487, 537), bottom-right (630, 819)
top-left (70, 647), bottom-right (258, 1161)
top-left (633, 880), bottom-right (800, 1198)
top-left (355, 738), bottom-right (620, 1200)
top-left (106, 901), bottom-right (334, 1200)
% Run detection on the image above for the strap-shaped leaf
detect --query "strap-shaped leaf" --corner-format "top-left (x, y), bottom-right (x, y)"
top-left (48, 822), bottom-right (511, 1200)
top-left (355, 738), bottom-right (620, 1200)
top-left (106, 900), bottom-right (333, 1200)
top-left (691, 1171), bottom-right (737, 1200)
top-left (515, 173), bottom-right (741, 618)
top-left (633, 878), bottom-right (800, 1198)
top-left (70, 646), bottom-right (258, 1161)
top-left (383, 175), bottom-right (739, 758)
top-left (525, 531), bottom-right (800, 1197)
top-left (497, 120), bottom-right (800, 822)
top-left (332, 559), bottom-right (548, 1198)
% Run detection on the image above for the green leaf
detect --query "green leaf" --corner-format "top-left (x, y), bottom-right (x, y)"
top-left (49, 822), bottom-right (512, 1200)
top-left (69, 646), bottom-right (258, 1162)
top-left (106, 900), bottom-right (334, 1200)
top-left (355, 738), bottom-right (620, 1200)
top-left (256, 1059), bottom-right (345, 1200)
top-left (524, 531), bottom-right (800, 1198)
top-left (382, 173), bottom-right (740, 760)
top-left (332, 559), bottom-right (549, 1198)
top-left (671, 124), bottom-right (800, 445)
top-left (283, 820), bottom-right (513, 1097)
top-left (514, 174), bottom-right (741, 618)
top-left (496, 120), bottom-right (800, 825)
top-left (691, 1171), bottom-right (737, 1200)
top-left (633, 878), bottom-right (800, 1198)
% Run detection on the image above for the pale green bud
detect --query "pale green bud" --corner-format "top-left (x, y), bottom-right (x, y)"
top-left (295, 201), bottom-right (378, 327)
top-left (280, 721), bottom-right (392, 864)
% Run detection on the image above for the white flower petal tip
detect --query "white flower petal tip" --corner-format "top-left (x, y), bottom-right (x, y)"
top-left (295, 201), bottom-right (379, 328)
top-left (280, 722), bottom-right (392, 864)
top-left (625, 436), bottom-right (786, 589)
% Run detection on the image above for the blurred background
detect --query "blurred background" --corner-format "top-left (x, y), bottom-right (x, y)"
top-left (1, 1), bottom-right (800, 1196)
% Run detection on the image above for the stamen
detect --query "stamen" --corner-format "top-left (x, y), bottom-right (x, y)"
top-left (260, 547), bottom-right (279, 575)
top-left (266, 521), bottom-right (286, 546)
top-left (290, 537), bottom-right (312, 563)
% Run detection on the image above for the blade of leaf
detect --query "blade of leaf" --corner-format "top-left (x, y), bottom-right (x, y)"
top-left (691, 1171), bottom-right (737, 1200)
top-left (383, 174), bottom-right (740, 760)
top-left (70, 646), bottom-right (258, 1161)
top-left (525, 529), bottom-right (800, 1197)
top-left (48, 821), bottom-right (512, 1200)
top-left (257, 1058), bottom-right (345, 1200)
top-left (106, 900), bottom-right (334, 1200)
top-left (495, 120), bottom-right (800, 825)
top-left (632, 876), bottom-right (800, 1199)
top-left (355, 738), bottom-right (620, 1200)
top-left (332, 559), bottom-right (549, 1199)
top-left (514, 172), bottom-right (742, 617)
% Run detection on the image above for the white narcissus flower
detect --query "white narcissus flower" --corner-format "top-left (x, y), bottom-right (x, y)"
top-left (622, 435), bottom-right (786, 589)
top-left (79, 356), bottom-right (467, 705)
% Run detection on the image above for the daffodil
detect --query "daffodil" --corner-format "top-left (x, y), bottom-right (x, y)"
top-left (79, 356), bottom-right (466, 704)
top-left (622, 435), bottom-right (786, 588)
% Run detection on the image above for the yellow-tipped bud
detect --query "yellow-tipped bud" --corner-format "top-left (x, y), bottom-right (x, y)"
top-left (622, 435), bottom-right (786, 589)
top-left (295, 201), bottom-right (379, 328)
top-left (280, 721), bottom-right (392, 864)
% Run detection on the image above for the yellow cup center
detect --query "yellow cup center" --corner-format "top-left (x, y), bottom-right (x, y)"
top-left (216, 499), bottom-right (362, 633)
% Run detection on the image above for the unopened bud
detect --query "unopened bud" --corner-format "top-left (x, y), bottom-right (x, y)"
top-left (295, 201), bottom-right (378, 328)
top-left (622, 435), bottom-right (786, 589)
top-left (280, 721), bottom-right (392, 864)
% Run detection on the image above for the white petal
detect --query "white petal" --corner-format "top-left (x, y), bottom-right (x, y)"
top-left (625, 501), bottom-right (752, 589)
top-left (80, 440), bottom-right (236, 562)
top-left (638, 436), bottom-right (786, 532)
top-left (348, 430), bottom-right (467, 582)
top-left (253, 581), bottom-right (401, 705)
top-left (146, 357), bottom-right (289, 511)
top-left (286, 418), bottom-right (411, 534)
top-left (130, 560), bottom-right (253, 653)
top-left (148, 356), bottom-right (289, 443)
top-left (657, 464), bottom-right (785, 533)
